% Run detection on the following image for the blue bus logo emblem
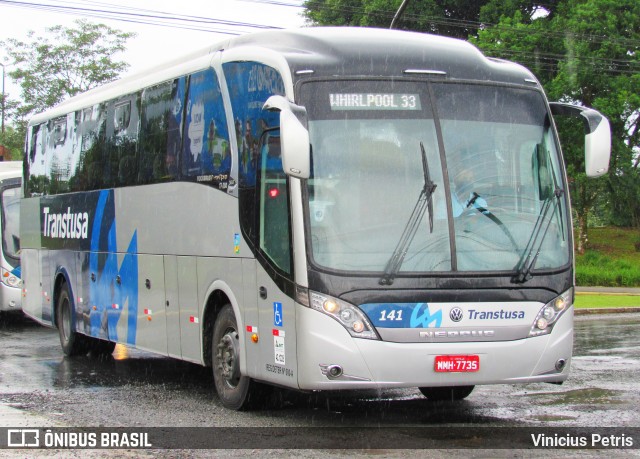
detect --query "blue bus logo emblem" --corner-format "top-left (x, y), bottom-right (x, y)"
top-left (410, 303), bottom-right (442, 328)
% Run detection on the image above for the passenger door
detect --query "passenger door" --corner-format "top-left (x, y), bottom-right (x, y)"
top-left (254, 131), bottom-right (298, 387)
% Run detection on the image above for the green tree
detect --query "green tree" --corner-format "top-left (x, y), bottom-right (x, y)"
top-left (1, 19), bottom-right (135, 124)
top-left (0, 125), bottom-right (24, 160)
top-left (472, 0), bottom-right (640, 251)
top-left (303, 0), bottom-right (491, 38)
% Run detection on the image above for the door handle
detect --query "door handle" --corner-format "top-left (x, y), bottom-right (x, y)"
top-left (259, 286), bottom-right (267, 299)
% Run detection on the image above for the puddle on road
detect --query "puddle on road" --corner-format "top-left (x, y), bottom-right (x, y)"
top-left (528, 414), bottom-right (578, 422)
top-left (522, 387), bottom-right (625, 406)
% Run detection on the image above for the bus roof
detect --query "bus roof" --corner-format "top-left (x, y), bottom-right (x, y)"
top-left (29, 27), bottom-right (538, 126)
top-left (228, 27), bottom-right (535, 83)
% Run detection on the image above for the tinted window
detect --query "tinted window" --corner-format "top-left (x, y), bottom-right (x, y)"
top-left (181, 69), bottom-right (231, 190)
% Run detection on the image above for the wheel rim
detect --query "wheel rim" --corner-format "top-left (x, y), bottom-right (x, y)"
top-left (61, 298), bottom-right (71, 341)
top-left (216, 329), bottom-right (240, 388)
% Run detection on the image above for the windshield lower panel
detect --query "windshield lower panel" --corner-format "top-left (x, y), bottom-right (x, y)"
top-left (300, 80), bottom-right (569, 275)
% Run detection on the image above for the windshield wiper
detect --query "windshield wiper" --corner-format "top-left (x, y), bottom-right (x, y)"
top-left (465, 192), bottom-right (519, 250)
top-left (513, 186), bottom-right (564, 283)
top-left (380, 142), bottom-right (437, 286)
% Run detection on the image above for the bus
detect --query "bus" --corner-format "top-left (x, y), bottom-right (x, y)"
top-left (20, 27), bottom-right (611, 410)
top-left (0, 161), bottom-right (22, 313)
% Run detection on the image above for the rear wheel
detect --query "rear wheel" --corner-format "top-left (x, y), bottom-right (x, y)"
top-left (212, 304), bottom-right (269, 410)
top-left (419, 385), bottom-right (475, 401)
top-left (56, 283), bottom-right (88, 356)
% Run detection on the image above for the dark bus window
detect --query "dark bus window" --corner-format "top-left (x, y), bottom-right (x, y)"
top-left (139, 79), bottom-right (184, 183)
top-left (257, 130), bottom-right (291, 275)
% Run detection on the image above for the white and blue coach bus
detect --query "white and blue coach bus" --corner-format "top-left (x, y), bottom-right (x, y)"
top-left (0, 161), bottom-right (22, 313)
top-left (20, 27), bottom-right (610, 409)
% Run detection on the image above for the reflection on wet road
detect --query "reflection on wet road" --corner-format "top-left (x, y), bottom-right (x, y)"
top-left (0, 312), bottom-right (638, 428)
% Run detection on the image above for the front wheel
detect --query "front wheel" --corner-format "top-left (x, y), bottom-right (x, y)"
top-left (56, 283), bottom-right (89, 356)
top-left (419, 385), bottom-right (474, 401)
top-left (212, 304), bottom-right (270, 410)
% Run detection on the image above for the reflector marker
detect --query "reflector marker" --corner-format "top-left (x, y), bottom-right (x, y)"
top-left (246, 325), bottom-right (258, 333)
top-left (144, 308), bottom-right (152, 315)
top-left (272, 329), bottom-right (285, 337)
top-left (112, 304), bottom-right (120, 310)
top-left (189, 316), bottom-right (199, 323)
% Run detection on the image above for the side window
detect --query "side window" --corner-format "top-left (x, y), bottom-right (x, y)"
top-left (181, 68), bottom-right (230, 189)
top-left (52, 119), bottom-right (67, 146)
top-left (105, 94), bottom-right (139, 188)
top-left (45, 114), bottom-right (75, 194)
top-left (114, 101), bottom-right (132, 134)
top-left (257, 129), bottom-right (291, 275)
top-left (26, 124), bottom-right (46, 196)
top-left (72, 103), bottom-right (107, 191)
top-left (139, 79), bottom-right (184, 183)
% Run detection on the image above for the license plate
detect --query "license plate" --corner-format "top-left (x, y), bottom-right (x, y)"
top-left (434, 355), bottom-right (480, 372)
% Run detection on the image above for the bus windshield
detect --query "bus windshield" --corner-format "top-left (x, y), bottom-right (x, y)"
top-left (301, 80), bottom-right (569, 274)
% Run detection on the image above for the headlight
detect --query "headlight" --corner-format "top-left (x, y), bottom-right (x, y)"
top-left (529, 288), bottom-right (572, 337)
top-left (1, 267), bottom-right (21, 288)
top-left (308, 291), bottom-right (379, 340)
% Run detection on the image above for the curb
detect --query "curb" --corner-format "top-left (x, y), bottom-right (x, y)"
top-left (574, 307), bottom-right (640, 315)
top-left (575, 287), bottom-right (640, 295)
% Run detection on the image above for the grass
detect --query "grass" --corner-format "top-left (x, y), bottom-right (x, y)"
top-left (575, 227), bottom-right (640, 287)
top-left (574, 293), bottom-right (640, 309)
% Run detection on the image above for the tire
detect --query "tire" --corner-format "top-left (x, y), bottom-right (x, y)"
top-left (212, 304), bottom-right (269, 410)
top-left (419, 385), bottom-right (475, 401)
top-left (56, 282), bottom-right (89, 356)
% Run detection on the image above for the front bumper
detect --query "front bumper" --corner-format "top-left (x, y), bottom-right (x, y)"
top-left (296, 304), bottom-right (573, 390)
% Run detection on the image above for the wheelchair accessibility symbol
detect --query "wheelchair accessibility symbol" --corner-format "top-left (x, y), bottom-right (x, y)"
top-left (273, 302), bottom-right (283, 327)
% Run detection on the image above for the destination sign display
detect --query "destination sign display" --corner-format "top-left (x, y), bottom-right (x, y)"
top-left (329, 93), bottom-right (421, 111)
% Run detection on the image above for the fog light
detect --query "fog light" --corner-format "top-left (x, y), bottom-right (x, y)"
top-left (536, 318), bottom-right (548, 330)
top-left (327, 365), bottom-right (343, 379)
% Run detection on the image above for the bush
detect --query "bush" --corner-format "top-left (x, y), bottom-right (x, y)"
top-left (576, 250), bottom-right (640, 287)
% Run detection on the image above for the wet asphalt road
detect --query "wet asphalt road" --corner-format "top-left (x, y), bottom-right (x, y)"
top-left (0, 311), bottom-right (639, 456)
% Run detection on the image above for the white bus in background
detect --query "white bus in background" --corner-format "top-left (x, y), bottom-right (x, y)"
top-left (20, 27), bottom-right (611, 410)
top-left (0, 161), bottom-right (22, 313)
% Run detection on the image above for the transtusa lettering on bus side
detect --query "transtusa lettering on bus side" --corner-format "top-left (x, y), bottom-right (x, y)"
top-left (42, 207), bottom-right (89, 239)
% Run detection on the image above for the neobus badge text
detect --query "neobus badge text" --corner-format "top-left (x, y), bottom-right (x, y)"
top-left (42, 207), bottom-right (89, 239)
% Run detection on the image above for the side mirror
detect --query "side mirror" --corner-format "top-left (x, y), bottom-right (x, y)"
top-left (263, 95), bottom-right (310, 179)
top-left (549, 102), bottom-right (611, 177)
